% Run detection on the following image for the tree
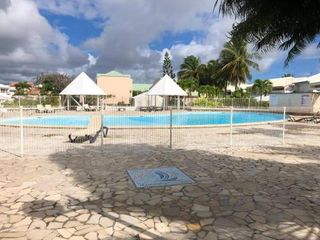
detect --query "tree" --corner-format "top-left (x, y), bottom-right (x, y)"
top-left (14, 82), bottom-right (31, 95)
top-left (35, 73), bottom-right (72, 96)
top-left (214, 0), bottom-right (320, 65)
top-left (178, 56), bottom-right (202, 82)
top-left (162, 52), bottom-right (176, 79)
top-left (219, 36), bottom-right (259, 89)
top-left (252, 79), bottom-right (273, 103)
top-left (177, 78), bottom-right (198, 97)
top-left (232, 88), bottom-right (251, 98)
top-left (198, 85), bottom-right (221, 98)
top-left (198, 60), bottom-right (221, 86)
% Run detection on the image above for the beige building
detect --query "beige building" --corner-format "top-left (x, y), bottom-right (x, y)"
top-left (269, 73), bottom-right (320, 113)
top-left (97, 70), bottom-right (133, 105)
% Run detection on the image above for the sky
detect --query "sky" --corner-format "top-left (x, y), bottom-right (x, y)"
top-left (0, 0), bottom-right (320, 84)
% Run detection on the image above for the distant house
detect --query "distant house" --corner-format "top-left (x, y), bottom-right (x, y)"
top-left (132, 83), bottom-right (152, 95)
top-left (269, 73), bottom-right (320, 113)
top-left (97, 70), bottom-right (133, 105)
top-left (0, 83), bottom-right (11, 100)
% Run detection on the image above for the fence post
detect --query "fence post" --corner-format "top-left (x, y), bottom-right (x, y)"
top-left (282, 106), bottom-right (286, 144)
top-left (169, 107), bottom-right (173, 149)
top-left (100, 112), bottom-right (104, 151)
top-left (248, 98), bottom-right (251, 109)
top-left (230, 106), bottom-right (233, 147)
top-left (20, 107), bottom-right (24, 157)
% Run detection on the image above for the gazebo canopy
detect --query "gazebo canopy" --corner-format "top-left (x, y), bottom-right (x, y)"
top-left (60, 72), bottom-right (105, 96)
top-left (148, 74), bottom-right (187, 96)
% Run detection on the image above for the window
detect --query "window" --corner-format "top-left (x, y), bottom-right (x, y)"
top-left (301, 95), bottom-right (310, 106)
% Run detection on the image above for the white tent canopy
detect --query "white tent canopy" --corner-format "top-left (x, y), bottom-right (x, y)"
top-left (148, 75), bottom-right (187, 96)
top-left (60, 72), bottom-right (105, 96)
top-left (147, 75), bottom-right (187, 109)
top-left (60, 72), bottom-right (105, 110)
top-left (133, 92), bottom-right (163, 110)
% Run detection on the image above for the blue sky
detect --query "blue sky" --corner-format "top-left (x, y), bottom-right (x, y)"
top-left (40, 10), bottom-right (105, 46)
top-left (0, 0), bottom-right (319, 83)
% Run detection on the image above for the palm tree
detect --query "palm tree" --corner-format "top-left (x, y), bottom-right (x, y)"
top-left (252, 79), bottom-right (273, 103)
top-left (219, 37), bottom-right (259, 90)
top-left (178, 56), bottom-right (202, 81)
top-left (177, 78), bottom-right (198, 97)
top-left (215, 0), bottom-right (320, 65)
top-left (198, 85), bottom-right (221, 98)
top-left (198, 60), bottom-right (220, 86)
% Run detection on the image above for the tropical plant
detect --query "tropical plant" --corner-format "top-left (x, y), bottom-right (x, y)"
top-left (197, 60), bottom-right (221, 86)
top-left (177, 78), bottom-right (198, 97)
top-left (232, 88), bottom-right (251, 98)
top-left (35, 73), bottom-right (72, 96)
top-left (192, 97), bottom-right (223, 107)
top-left (14, 82), bottom-right (31, 95)
top-left (219, 36), bottom-right (259, 90)
top-left (178, 56), bottom-right (202, 82)
top-left (214, 0), bottom-right (320, 65)
top-left (252, 79), bottom-right (273, 103)
top-left (162, 51), bottom-right (176, 79)
top-left (198, 85), bottom-right (221, 98)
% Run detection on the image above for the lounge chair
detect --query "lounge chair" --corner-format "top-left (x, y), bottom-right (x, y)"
top-left (140, 106), bottom-right (148, 112)
top-left (89, 106), bottom-right (98, 111)
top-left (288, 112), bottom-right (320, 122)
top-left (45, 105), bottom-right (54, 113)
top-left (76, 106), bottom-right (84, 111)
top-left (68, 115), bottom-right (108, 143)
top-left (36, 104), bottom-right (45, 113)
top-left (313, 114), bottom-right (320, 123)
top-left (0, 108), bottom-right (7, 117)
top-left (84, 104), bottom-right (96, 111)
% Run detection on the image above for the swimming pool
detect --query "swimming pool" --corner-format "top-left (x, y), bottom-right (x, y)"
top-left (0, 111), bottom-right (284, 127)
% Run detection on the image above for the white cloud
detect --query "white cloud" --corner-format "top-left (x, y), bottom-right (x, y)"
top-left (298, 43), bottom-right (320, 59)
top-left (88, 53), bottom-right (97, 66)
top-left (78, 0), bottom-right (234, 82)
top-left (0, 0), bottom-right (89, 83)
top-left (256, 49), bottom-right (286, 72)
top-left (5, 0), bottom-right (302, 84)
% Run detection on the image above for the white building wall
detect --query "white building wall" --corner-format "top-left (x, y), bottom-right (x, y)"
top-left (133, 92), bottom-right (163, 110)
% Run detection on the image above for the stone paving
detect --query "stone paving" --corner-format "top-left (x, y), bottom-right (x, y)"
top-left (1, 136), bottom-right (320, 239)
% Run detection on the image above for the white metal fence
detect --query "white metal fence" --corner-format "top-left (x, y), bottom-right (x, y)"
top-left (0, 101), bottom-right (291, 157)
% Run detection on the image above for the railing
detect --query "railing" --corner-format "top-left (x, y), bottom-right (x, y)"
top-left (0, 101), bottom-right (291, 157)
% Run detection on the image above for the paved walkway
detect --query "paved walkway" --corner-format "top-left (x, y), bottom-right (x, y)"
top-left (1, 142), bottom-right (320, 239)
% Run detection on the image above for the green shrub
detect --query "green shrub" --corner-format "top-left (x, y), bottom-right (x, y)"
top-left (2, 96), bottom-right (60, 107)
top-left (192, 98), bottom-right (223, 107)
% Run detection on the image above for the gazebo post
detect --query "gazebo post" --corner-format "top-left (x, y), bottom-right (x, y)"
top-left (178, 96), bottom-right (180, 110)
top-left (97, 96), bottom-right (99, 110)
top-left (67, 96), bottom-right (70, 111)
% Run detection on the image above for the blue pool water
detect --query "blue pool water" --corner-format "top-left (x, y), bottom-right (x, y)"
top-left (0, 112), bottom-right (284, 127)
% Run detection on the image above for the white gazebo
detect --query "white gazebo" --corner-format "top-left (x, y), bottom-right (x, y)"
top-left (133, 92), bottom-right (163, 110)
top-left (147, 74), bottom-right (187, 109)
top-left (60, 72), bottom-right (106, 110)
